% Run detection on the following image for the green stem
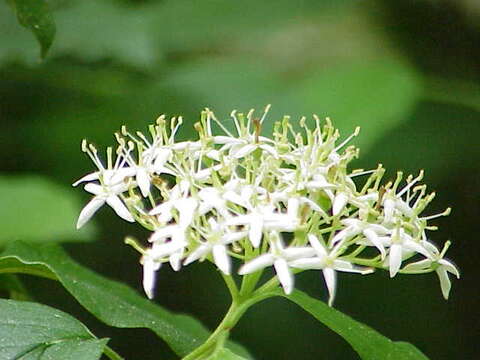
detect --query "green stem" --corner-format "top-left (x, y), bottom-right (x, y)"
top-left (221, 273), bottom-right (239, 301)
top-left (181, 291), bottom-right (276, 360)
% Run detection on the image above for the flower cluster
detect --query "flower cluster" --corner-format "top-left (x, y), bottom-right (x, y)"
top-left (74, 107), bottom-right (459, 305)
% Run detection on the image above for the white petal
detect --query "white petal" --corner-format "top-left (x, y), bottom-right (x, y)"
top-left (169, 251), bottom-right (183, 272)
top-left (436, 268), bottom-right (452, 300)
top-left (149, 201), bottom-right (174, 220)
top-left (287, 198), bottom-right (300, 219)
top-left (401, 258), bottom-right (432, 272)
top-left (404, 240), bottom-right (430, 258)
top-left (308, 234), bottom-right (327, 257)
top-left (283, 247), bottom-right (316, 260)
top-left (232, 144), bottom-right (257, 159)
top-left (438, 259), bottom-right (460, 278)
top-left (322, 267), bottom-right (337, 306)
top-left (290, 257), bottom-right (324, 270)
top-left (389, 243), bottom-right (403, 277)
top-left (84, 183), bottom-right (103, 195)
top-left (175, 198), bottom-right (198, 228)
top-left (223, 191), bottom-right (247, 207)
top-left (213, 244), bottom-right (231, 275)
top-left (142, 257), bottom-right (161, 299)
top-left (249, 216), bottom-right (263, 248)
top-left (153, 148), bottom-right (172, 169)
top-left (184, 244), bottom-right (210, 266)
top-left (110, 167), bottom-right (136, 185)
top-left (213, 136), bottom-right (240, 145)
top-left (333, 260), bottom-right (373, 275)
top-left (274, 258), bottom-right (294, 295)
top-left (332, 226), bottom-right (360, 245)
top-left (137, 168), bottom-right (151, 197)
top-left (383, 198), bottom-right (395, 223)
top-left (222, 231), bottom-right (248, 244)
top-left (238, 254), bottom-right (274, 275)
top-left (106, 195), bottom-right (135, 222)
top-left (72, 172), bottom-right (99, 186)
top-left (259, 144), bottom-right (278, 157)
top-left (150, 240), bottom-right (186, 258)
top-left (332, 192), bottom-right (348, 216)
top-left (76, 197), bottom-right (105, 228)
top-left (363, 229), bottom-right (387, 259)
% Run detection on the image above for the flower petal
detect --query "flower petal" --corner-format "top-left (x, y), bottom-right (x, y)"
top-left (238, 254), bottom-right (274, 275)
top-left (142, 257), bottom-right (161, 300)
top-left (322, 267), bottom-right (337, 306)
top-left (249, 216), bottom-right (263, 248)
top-left (72, 172), bottom-right (100, 186)
top-left (184, 244), bottom-right (210, 266)
top-left (436, 267), bottom-right (452, 300)
top-left (274, 258), bottom-right (294, 295)
top-left (106, 195), bottom-right (135, 222)
top-left (332, 192), bottom-right (348, 216)
top-left (389, 243), bottom-right (403, 277)
top-left (213, 244), bottom-right (231, 275)
top-left (137, 167), bottom-right (151, 197)
top-left (76, 197), bottom-right (105, 229)
top-left (84, 183), bottom-right (103, 195)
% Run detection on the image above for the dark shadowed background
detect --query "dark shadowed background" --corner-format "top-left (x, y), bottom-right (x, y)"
top-left (1, 0), bottom-right (479, 359)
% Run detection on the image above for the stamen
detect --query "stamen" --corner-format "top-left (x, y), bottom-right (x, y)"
top-left (397, 170), bottom-right (424, 197)
top-left (334, 126), bottom-right (360, 152)
top-left (259, 104), bottom-right (271, 125)
top-left (210, 109), bottom-right (234, 137)
top-left (421, 207), bottom-right (451, 221)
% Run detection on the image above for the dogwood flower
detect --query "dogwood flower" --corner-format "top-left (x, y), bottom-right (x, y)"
top-left (74, 107), bottom-right (458, 304)
top-left (291, 234), bottom-right (373, 305)
top-left (402, 241), bottom-right (460, 299)
top-left (239, 234), bottom-right (315, 294)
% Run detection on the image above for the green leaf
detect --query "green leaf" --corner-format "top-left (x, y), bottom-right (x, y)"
top-left (207, 348), bottom-right (248, 360)
top-left (0, 176), bottom-right (96, 245)
top-left (0, 241), bottom-right (252, 359)
top-left (6, 0), bottom-right (56, 58)
top-left (0, 299), bottom-right (107, 359)
top-left (288, 60), bottom-right (421, 152)
top-left (284, 290), bottom-right (429, 360)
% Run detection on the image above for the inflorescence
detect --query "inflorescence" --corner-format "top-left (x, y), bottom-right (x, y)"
top-left (74, 106), bottom-right (459, 305)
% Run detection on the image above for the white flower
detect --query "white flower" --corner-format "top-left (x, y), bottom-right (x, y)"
top-left (149, 180), bottom-right (192, 224)
top-left (148, 224), bottom-right (188, 271)
top-left (141, 251), bottom-right (161, 299)
top-left (184, 219), bottom-right (247, 275)
top-left (76, 179), bottom-right (134, 229)
top-left (291, 234), bottom-right (373, 306)
top-left (226, 199), bottom-right (299, 248)
top-left (74, 142), bottom-right (136, 228)
top-left (332, 219), bottom-right (389, 259)
top-left (384, 228), bottom-right (431, 278)
top-left (239, 234), bottom-right (315, 294)
top-left (402, 241), bottom-right (460, 299)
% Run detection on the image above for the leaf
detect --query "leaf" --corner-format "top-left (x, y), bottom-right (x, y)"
top-left (287, 60), bottom-right (421, 152)
top-left (0, 299), bottom-right (107, 360)
top-left (0, 241), bottom-right (252, 359)
top-left (284, 290), bottom-right (429, 360)
top-left (6, 0), bottom-right (56, 58)
top-left (0, 176), bottom-right (97, 245)
top-left (207, 348), bottom-right (248, 360)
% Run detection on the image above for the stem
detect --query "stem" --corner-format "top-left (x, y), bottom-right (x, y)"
top-left (220, 272), bottom-right (239, 301)
top-left (181, 291), bottom-right (276, 360)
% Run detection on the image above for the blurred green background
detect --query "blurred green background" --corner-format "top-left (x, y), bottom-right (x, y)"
top-left (1, 0), bottom-right (479, 359)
